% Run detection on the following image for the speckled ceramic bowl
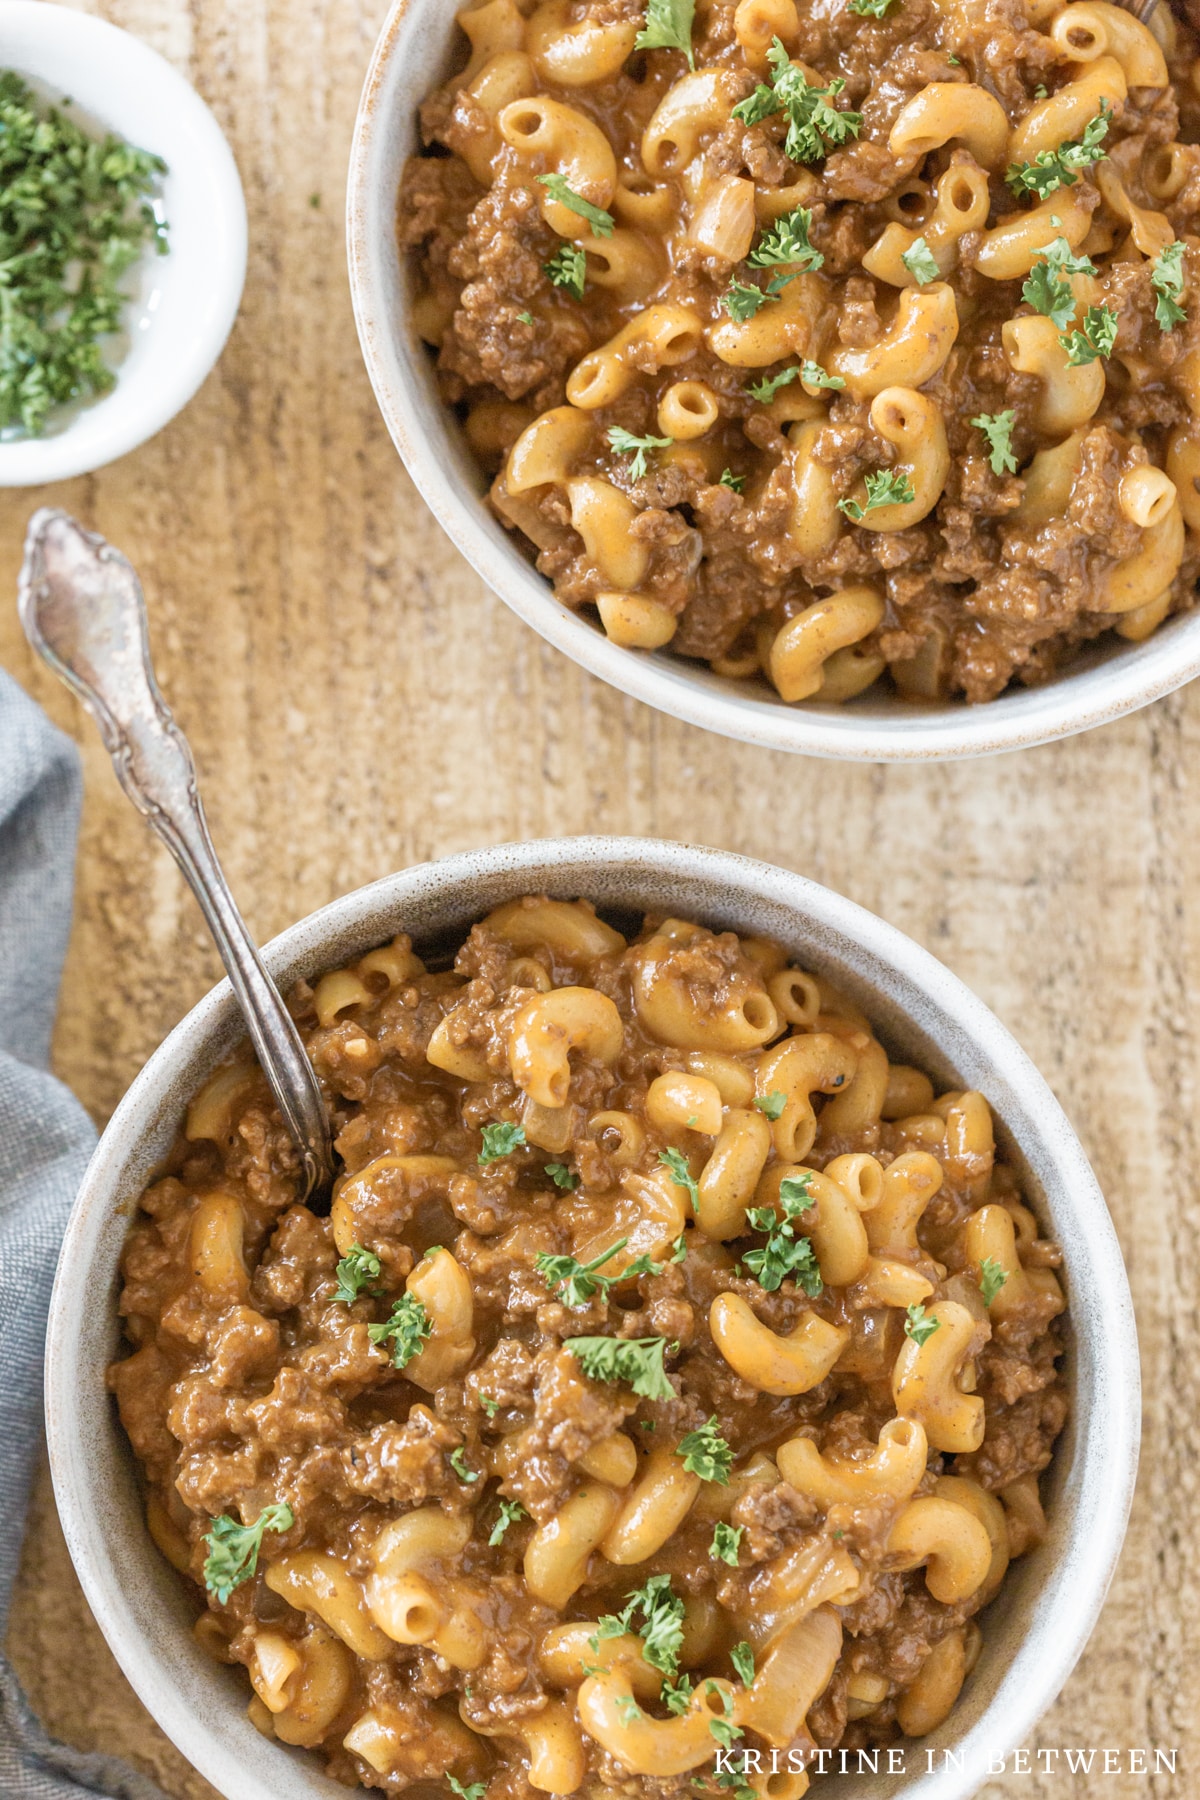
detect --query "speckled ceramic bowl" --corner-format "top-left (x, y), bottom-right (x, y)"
top-left (46, 839), bottom-right (1139, 1799)
top-left (347, 0), bottom-right (1200, 761)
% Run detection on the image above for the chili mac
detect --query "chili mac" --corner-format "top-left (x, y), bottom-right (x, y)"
top-left (400, 0), bottom-right (1200, 703)
top-left (110, 897), bottom-right (1068, 1793)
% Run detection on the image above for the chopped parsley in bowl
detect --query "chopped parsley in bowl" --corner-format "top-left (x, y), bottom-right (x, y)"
top-left (0, 70), bottom-right (169, 439)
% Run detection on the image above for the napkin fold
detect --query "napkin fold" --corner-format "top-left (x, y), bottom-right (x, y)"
top-left (0, 668), bottom-right (168, 1799)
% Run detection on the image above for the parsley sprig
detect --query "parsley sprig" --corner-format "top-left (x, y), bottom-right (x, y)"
top-left (1060, 304), bottom-right (1118, 366)
top-left (489, 1497), bottom-right (528, 1545)
top-left (659, 1146), bottom-right (700, 1210)
top-left (536, 174), bottom-right (614, 237)
top-left (732, 39), bottom-right (862, 164)
top-left (0, 72), bottom-right (169, 436)
top-left (368, 1292), bottom-right (432, 1368)
top-left (203, 1503), bottom-right (293, 1604)
top-left (333, 1242), bottom-right (382, 1304)
top-left (544, 242), bottom-right (587, 299)
top-left (635, 0), bottom-right (696, 66)
top-left (592, 1572), bottom-right (685, 1677)
top-left (536, 1236), bottom-right (662, 1308)
top-left (901, 237), bottom-right (940, 286)
top-left (608, 424), bottom-right (673, 479)
top-left (971, 410), bottom-right (1018, 477)
top-left (1022, 237), bottom-right (1097, 331)
top-left (448, 1780), bottom-right (486, 1800)
top-left (546, 1161), bottom-right (579, 1190)
top-left (1151, 240), bottom-right (1186, 332)
top-left (719, 272), bottom-right (797, 321)
top-left (479, 1121), bottom-right (526, 1164)
top-left (838, 468), bottom-right (916, 521)
top-left (747, 206), bottom-right (824, 274)
top-left (905, 1302), bottom-right (939, 1346)
top-left (566, 1333), bottom-right (676, 1399)
top-left (710, 1520), bottom-right (743, 1565)
top-left (979, 1257), bottom-right (1009, 1305)
top-left (801, 359), bottom-right (846, 390)
top-left (1006, 101), bottom-right (1111, 198)
top-left (743, 1174), bottom-right (821, 1294)
top-left (676, 1416), bottom-right (733, 1483)
top-left (753, 1090), bottom-right (786, 1120)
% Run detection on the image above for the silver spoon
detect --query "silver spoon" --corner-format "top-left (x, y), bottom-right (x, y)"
top-left (17, 508), bottom-right (335, 1208)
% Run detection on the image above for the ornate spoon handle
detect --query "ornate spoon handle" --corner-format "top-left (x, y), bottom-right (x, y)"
top-left (18, 508), bottom-right (334, 1208)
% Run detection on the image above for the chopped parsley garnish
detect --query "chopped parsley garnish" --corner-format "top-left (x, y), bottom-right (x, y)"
top-left (203, 1503), bottom-right (293, 1604)
top-left (567, 1334), bottom-right (676, 1399)
top-left (1151, 240), bottom-right (1187, 331)
top-left (545, 1161), bottom-right (580, 1190)
top-left (837, 468), bottom-right (916, 521)
top-left (516, 310), bottom-right (533, 325)
top-left (710, 1520), bottom-right (743, 1565)
top-left (901, 236), bottom-right (940, 285)
top-left (732, 39), bottom-right (862, 164)
top-left (479, 1392), bottom-right (500, 1418)
top-left (719, 272), bottom-right (796, 321)
top-left (450, 1446), bottom-right (480, 1484)
top-left (743, 1175), bottom-right (821, 1294)
top-left (659, 1147), bottom-right (700, 1211)
top-left (779, 1174), bottom-right (814, 1209)
top-left (979, 1256), bottom-right (1009, 1305)
top-left (536, 174), bottom-right (614, 237)
top-left (662, 1672), bottom-right (696, 1714)
top-left (368, 1292), bottom-right (432, 1368)
top-left (671, 1233), bottom-right (688, 1262)
top-left (801, 358), bottom-right (846, 390)
top-left (904, 1302), bottom-right (939, 1346)
top-left (635, 0), bottom-right (696, 66)
top-left (1022, 237), bottom-right (1097, 330)
top-left (747, 206), bottom-right (824, 274)
top-left (488, 1497), bottom-right (528, 1544)
top-left (594, 1572), bottom-right (686, 1677)
top-left (718, 468), bottom-right (746, 492)
top-left (1060, 303), bottom-right (1118, 365)
top-left (753, 1090), bottom-right (786, 1120)
top-left (748, 365), bottom-right (799, 402)
top-left (1006, 101), bottom-right (1111, 199)
top-left (448, 1780), bottom-right (486, 1800)
top-left (731, 1640), bottom-right (756, 1687)
top-left (971, 410), bottom-right (1018, 476)
top-left (536, 1235), bottom-right (662, 1308)
top-left (479, 1121), bottom-right (526, 1164)
top-left (849, 0), bottom-right (898, 12)
top-left (544, 242), bottom-right (587, 299)
top-left (706, 1681), bottom-right (744, 1749)
top-left (0, 72), bottom-right (169, 437)
top-left (333, 1243), bottom-right (382, 1305)
top-left (676, 1416), bottom-right (733, 1483)
top-left (608, 424), bottom-right (674, 478)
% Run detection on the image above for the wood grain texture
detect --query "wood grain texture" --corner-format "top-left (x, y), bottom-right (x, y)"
top-left (1, 1), bottom-right (1195, 1794)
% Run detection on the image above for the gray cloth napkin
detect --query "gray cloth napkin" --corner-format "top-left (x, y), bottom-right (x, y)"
top-left (0, 668), bottom-right (169, 1799)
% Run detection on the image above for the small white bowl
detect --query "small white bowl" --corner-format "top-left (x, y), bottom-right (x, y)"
top-left (46, 837), bottom-right (1138, 1800)
top-left (347, 0), bottom-right (1200, 761)
top-left (0, 2), bottom-right (247, 487)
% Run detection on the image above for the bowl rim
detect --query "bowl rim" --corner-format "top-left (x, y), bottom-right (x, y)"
top-left (45, 835), bottom-right (1140, 1800)
top-left (0, 0), bottom-right (247, 487)
top-left (345, 0), bottom-right (1200, 762)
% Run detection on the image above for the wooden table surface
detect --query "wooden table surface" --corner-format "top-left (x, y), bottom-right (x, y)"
top-left (1, 2), bottom-right (1196, 1794)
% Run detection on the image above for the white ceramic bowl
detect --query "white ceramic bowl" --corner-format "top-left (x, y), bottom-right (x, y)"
top-left (47, 837), bottom-right (1137, 1800)
top-left (347, 0), bottom-right (1200, 760)
top-left (0, 2), bottom-right (247, 487)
